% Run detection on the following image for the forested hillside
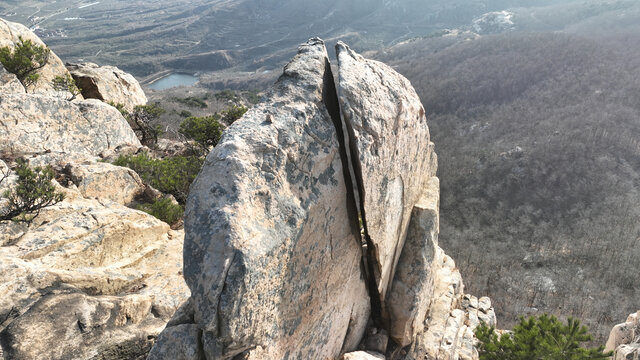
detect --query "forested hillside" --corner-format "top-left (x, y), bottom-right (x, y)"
top-left (377, 31), bottom-right (640, 341)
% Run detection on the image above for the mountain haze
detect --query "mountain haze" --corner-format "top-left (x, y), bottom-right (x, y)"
top-left (3, 0), bottom-right (566, 77)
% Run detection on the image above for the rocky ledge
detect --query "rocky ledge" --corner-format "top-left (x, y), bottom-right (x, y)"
top-left (0, 19), bottom-right (188, 360)
top-left (606, 311), bottom-right (640, 360)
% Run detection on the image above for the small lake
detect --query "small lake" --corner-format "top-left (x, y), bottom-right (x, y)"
top-left (148, 73), bottom-right (199, 90)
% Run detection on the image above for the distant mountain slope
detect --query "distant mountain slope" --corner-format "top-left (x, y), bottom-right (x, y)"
top-left (1, 0), bottom-right (561, 76)
top-left (376, 30), bottom-right (640, 342)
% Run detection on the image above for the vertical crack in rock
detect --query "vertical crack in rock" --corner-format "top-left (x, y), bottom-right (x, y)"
top-left (321, 58), bottom-right (361, 253)
top-left (324, 53), bottom-right (384, 328)
top-left (163, 38), bottom-right (371, 359)
top-left (334, 41), bottom-right (435, 332)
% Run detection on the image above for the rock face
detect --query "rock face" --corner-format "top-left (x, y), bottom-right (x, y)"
top-left (67, 62), bottom-right (147, 111)
top-left (150, 38), bottom-right (370, 360)
top-left (151, 38), bottom-right (492, 360)
top-left (0, 94), bottom-right (141, 157)
top-left (606, 312), bottom-right (640, 360)
top-left (386, 177), bottom-right (440, 346)
top-left (387, 177), bottom-right (496, 359)
top-left (0, 22), bottom-right (189, 360)
top-left (0, 19), bottom-right (75, 97)
top-left (0, 64), bottom-right (24, 93)
top-left (65, 160), bottom-right (146, 205)
top-left (0, 173), bottom-right (189, 360)
top-left (336, 41), bottom-right (434, 309)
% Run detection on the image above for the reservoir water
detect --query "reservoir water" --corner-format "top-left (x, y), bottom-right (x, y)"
top-left (148, 73), bottom-right (199, 90)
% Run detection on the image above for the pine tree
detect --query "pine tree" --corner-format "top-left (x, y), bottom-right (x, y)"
top-left (475, 314), bottom-right (613, 360)
top-left (1, 160), bottom-right (64, 222)
top-left (0, 36), bottom-right (50, 88)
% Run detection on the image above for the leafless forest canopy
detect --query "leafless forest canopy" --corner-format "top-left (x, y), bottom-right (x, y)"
top-left (378, 29), bottom-right (640, 341)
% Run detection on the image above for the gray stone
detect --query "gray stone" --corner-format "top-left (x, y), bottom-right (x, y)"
top-left (0, 94), bottom-right (141, 157)
top-left (363, 329), bottom-right (389, 354)
top-left (0, 64), bottom-right (24, 94)
top-left (147, 324), bottom-right (203, 360)
top-left (336, 41), bottom-right (435, 307)
top-left (67, 62), bottom-right (147, 112)
top-left (154, 38), bottom-right (370, 359)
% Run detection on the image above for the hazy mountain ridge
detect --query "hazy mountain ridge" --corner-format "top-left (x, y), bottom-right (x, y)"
top-left (1, 0), bottom-right (583, 78)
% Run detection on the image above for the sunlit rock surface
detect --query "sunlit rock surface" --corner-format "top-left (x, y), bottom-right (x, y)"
top-left (0, 22), bottom-right (188, 360)
top-left (151, 38), bottom-right (493, 360)
top-left (336, 41), bottom-right (434, 307)
top-left (67, 62), bottom-right (147, 112)
top-left (0, 94), bottom-right (140, 157)
top-left (606, 312), bottom-right (640, 360)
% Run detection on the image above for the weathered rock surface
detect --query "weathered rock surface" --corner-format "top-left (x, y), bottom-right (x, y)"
top-left (0, 180), bottom-right (189, 359)
top-left (606, 312), bottom-right (640, 360)
top-left (387, 176), bottom-right (440, 346)
top-left (150, 38), bottom-right (493, 360)
top-left (0, 94), bottom-right (141, 157)
top-left (65, 160), bottom-right (145, 205)
top-left (0, 64), bottom-right (24, 93)
top-left (336, 41), bottom-right (434, 306)
top-left (405, 254), bottom-right (496, 360)
top-left (147, 323), bottom-right (203, 360)
top-left (387, 177), bottom-right (496, 360)
top-left (154, 38), bottom-right (370, 359)
top-left (342, 351), bottom-right (386, 360)
top-left (2, 292), bottom-right (160, 360)
top-left (67, 62), bottom-right (147, 111)
top-left (0, 18), bottom-right (75, 97)
top-left (0, 19), bottom-right (190, 360)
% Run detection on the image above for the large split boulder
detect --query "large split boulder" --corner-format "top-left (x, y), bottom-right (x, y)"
top-left (336, 41), bottom-right (435, 308)
top-left (150, 38), bottom-right (494, 360)
top-left (67, 62), bottom-right (147, 112)
top-left (0, 18), bottom-right (76, 97)
top-left (606, 312), bottom-right (640, 360)
top-left (0, 94), bottom-right (141, 157)
top-left (150, 38), bottom-right (370, 359)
